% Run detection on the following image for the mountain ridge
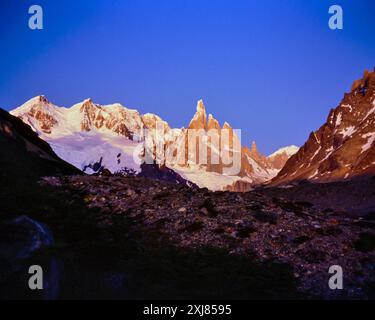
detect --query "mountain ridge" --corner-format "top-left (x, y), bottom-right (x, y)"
top-left (271, 68), bottom-right (375, 185)
top-left (11, 97), bottom-right (293, 190)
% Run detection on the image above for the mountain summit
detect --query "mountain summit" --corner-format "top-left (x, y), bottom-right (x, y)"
top-left (188, 99), bottom-right (207, 130)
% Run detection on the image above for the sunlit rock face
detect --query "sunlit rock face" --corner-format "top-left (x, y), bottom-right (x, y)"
top-left (272, 69), bottom-right (375, 185)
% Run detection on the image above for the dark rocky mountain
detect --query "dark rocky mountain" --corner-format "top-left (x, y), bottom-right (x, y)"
top-left (0, 108), bottom-right (80, 184)
top-left (272, 69), bottom-right (375, 185)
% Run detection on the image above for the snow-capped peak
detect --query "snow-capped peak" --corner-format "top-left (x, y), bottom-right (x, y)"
top-left (188, 100), bottom-right (207, 130)
top-left (142, 113), bottom-right (162, 121)
top-left (222, 121), bottom-right (232, 129)
top-left (11, 95), bottom-right (52, 114)
top-left (10, 95), bottom-right (65, 135)
top-left (143, 112), bottom-right (158, 117)
top-left (269, 145), bottom-right (299, 158)
top-left (196, 99), bottom-right (206, 113)
top-left (70, 98), bottom-right (95, 111)
top-left (28, 95), bottom-right (49, 103)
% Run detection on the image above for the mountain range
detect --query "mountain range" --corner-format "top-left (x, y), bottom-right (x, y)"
top-left (1, 68), bottom-right (375, 300)
top-left (10, 96), bottom-right (297, 190)
top-left (6, 68), bottom-right (375, 190)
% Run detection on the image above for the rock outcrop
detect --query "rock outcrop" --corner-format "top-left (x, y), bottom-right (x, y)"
top-left (0, 107), bottom-right (79, 183)
top-left (272, 69), bottom-right (375, 185)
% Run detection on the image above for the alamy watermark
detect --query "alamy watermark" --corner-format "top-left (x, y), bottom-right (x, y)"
top-left (28, 5), bottom-right (43, 30)
top-left (132, 123), bottom-right (243, 176)
top-left (28, 4), bottom-right (343, 31)
top-left (28, 265), bottom-right (43, 290)
top-left (329, 5), bottom-right (344, 30)
top-left (328, 265), bottom-right (343, 290)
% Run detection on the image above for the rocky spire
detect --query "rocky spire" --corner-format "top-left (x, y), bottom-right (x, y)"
top-left (80, 98), bottom-right (98, 131)
top-left (248, 140), bottom-right (268, 166)
top-left (35, 95), bottom-right (49, 104)
top-left (251, 141), bottom-right (257, 153)
top-left (222, 121), bottom-right (232, 130)
top-left (207, 113), bottom-right (220, 131)
top-left (188, 99), bottom-right (207, 130)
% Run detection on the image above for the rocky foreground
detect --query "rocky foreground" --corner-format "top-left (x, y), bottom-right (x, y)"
top-left (42, 175), bottom-right (375, 299)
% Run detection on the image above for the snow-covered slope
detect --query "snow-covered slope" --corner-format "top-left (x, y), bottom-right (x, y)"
top-left (169, 165), bottom-right (252, 191)
top-left (267, 145), bottom-right (300, 171)
top-left (47, 132), bottom-right (141, 174)
top-left (269, 145), bottom-right (299, 158)
top-left (11, 96), bottom-right (143, 174)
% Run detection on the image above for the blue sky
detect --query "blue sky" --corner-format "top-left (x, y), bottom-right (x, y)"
top-left (1, 0), bottom-right (374, 154)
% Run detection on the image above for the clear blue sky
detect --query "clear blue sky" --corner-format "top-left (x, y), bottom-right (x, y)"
top-left (1, 0), bottom-right (374, 154)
